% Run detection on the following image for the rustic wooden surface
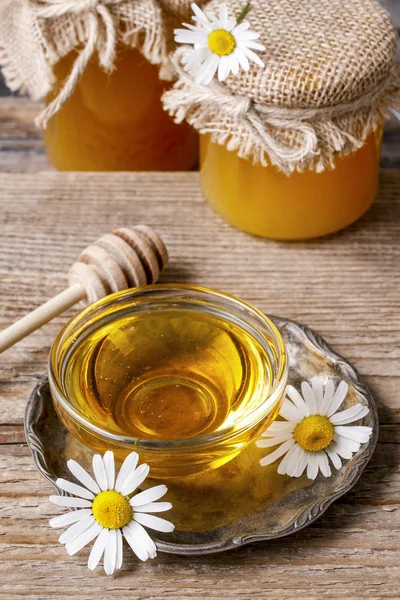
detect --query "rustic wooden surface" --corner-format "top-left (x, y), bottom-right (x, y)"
top-left (0, 170), bottom-right (399, 598)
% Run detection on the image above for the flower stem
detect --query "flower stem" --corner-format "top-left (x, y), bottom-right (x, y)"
top-left (237, 2), bottom-right (251, 23)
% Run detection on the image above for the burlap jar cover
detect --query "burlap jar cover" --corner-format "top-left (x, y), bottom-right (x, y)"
top-left (0, 0), bottom-right (207, 127)
top-left (163, 0), bottom-right (400, 175)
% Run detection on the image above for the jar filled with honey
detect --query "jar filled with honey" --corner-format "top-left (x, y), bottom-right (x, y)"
top-left (164, 0), bottom-right (400, 239)
top-left (49, 285), bottom-right (288, 479)
top-left (0, 0), bottom-right (200, 171)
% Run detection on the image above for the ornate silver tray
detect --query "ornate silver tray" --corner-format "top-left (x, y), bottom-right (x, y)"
top-left (25, 317), bottom-right (378, 556)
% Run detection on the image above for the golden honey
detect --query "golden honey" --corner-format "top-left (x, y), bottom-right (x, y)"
top-left (200, 129), bottom-right (383, 240)
top-left (50, 286), bottom-right (288, 479)
top-left (44, 47), bottom-right (198, 171)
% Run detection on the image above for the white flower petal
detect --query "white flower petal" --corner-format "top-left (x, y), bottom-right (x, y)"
top-left (192, 3), bottom-right (210, 26)
top-left (334, 425), bottom-right (372, 444)
top-left (59, 514), bottom-right (95, 545)
top-left (116, 528), bottom-right (123, 570)
top-left (229, 55), bottom-right (240, 75)
top-left (330, 404), bottom-right (369, 425)
top-left (311, 377), bottom-right (324, 412)
top-left (218, 54), bottom-right (231, 81)
top-left (256, 432), bottom-right (293, 448)
top-left (92, 454), bottom-right (108, 491)
top-left (233, 47), bottom-right (250, 71)
top-left (49, 496), bottom-right (92, 509)
top-left (226, 17), bottom-right (237, 31)
top-left (234, 30), bottom-right (260, 41)
top-left (286, 444), bottom-right (304, 477)
top-left (130, 485), bottom-right (168, 508)
top-left (261, 421), bottom-right (295, 435)
top-left (232, 21), bottom-right (251, 34)
top-left (104, 528), bottom-right (117, 575)
top-left (219, 2), bottom-right (228, 28)
top-left (327, 381), bottom-right (349, 417)
top-left (301, 381), bottom-right (317, 414)
top-left (279, 399), bottom-right (304, 423)
top-left (103, 451), bottom-right (115, 490)
top-left (115, 452), bottom-right (139, 493)
top-left (133, 513), bottom-right (175, 533)
top-left (134, 502), bottom-right (172, 514)
top-left (317, 452), bottom-right (331, 478)
top-left (65, 521), bottom-right (103, 556)
top-left (174, 30), bottom-right (208, 44)
top-left (241, 40), bottom-right (265, 52)
top-left (286, 385), bottom-right (310, 417)
top-left (306, 453), bottom-right (319, 480)
top-left (325, 447), bottom-right (342, 470)
top-left (67, 459), bottom-right (101, 495)
top-left (182, 47), bottom-right (211, 71)
top-left (329, 441), bottom-right (353, 460)
top-left (55, 478), bottom-right (95, 501)
top-left (294, 447), bottom-right (308, 477)
top-left (123, 522), bottom-right (151, 561)
top-left (259, 438), bottom-right (295, 467)
top-left (277, 443), bottom-right (299, 476)
top-left (49, 508), bottom-right (92, 528)
top-left (241, 46), bottom-right (265, 67)
top-left (88, 528), bottom-right (109, 571)
top-left (119, 463), bottom-right (150, 497)
top-left (319, 379), bottom-right (335, 415)
top-left (196, 53), bottom-right (219, 85)
top-left (334, 433), bottom-right (361, 454)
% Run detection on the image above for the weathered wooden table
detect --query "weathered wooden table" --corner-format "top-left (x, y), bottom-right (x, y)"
top-left (1, 169), bottom-right (399, 598)
top-left (1, 1), bottom-right (400, 593)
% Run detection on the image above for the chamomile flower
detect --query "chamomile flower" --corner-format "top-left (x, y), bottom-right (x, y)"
top-left (257, 378), bottom-right (373, 480)
top-left (174, 2), bottom-right (265, 85)
top-left (49, 451), bottom-right (174, 575)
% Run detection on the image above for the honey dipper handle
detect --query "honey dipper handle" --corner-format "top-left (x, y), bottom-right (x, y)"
top-left (0, 283), bottom-right (85, 354)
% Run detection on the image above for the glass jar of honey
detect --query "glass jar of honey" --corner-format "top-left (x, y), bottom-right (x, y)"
top-left (44, 47), bottom-right (198, 171)
top-left (49, 285), bottom-right (288, 479)
top-left (0, 0), bottom-right (199, 171)
top-left (200, 128), bottom-right (383, 240)
top-left (164, 0), bottom-right (399, 239)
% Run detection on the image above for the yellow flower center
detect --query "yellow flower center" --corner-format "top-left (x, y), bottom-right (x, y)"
top-left (208, 29), bottom-right (236, 56)
top-left (91, 490), bottom-right (133, 529)
top-left (294, 415), bottom-right (334, 452)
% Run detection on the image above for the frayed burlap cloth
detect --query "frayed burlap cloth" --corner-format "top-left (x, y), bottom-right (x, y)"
top-left (163, 0), bottom-right (400, 174)
top-left (0, 0), bottom-right (204, 127)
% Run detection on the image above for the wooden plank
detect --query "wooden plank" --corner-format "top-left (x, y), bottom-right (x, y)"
top-left (0, 170), bottom-right (399, 597)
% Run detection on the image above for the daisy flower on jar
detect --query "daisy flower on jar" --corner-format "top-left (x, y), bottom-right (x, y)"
top-left (49, 451), bottom-right (174, 575)
top-left (257, 378), bottom-right (373, 480)
top-left (174, 2), bottom-right (265, 85)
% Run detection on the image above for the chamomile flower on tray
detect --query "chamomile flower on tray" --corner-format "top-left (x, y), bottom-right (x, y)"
top-left (257, 378), bottom-right (373, 480)
top-left (174, 2), bottom-right (265, 84)
top-left (49, 451), bottom-right (174, 575)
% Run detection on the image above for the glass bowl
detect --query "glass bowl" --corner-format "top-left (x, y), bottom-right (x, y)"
top-left (49, 285), bottom-right (288, 479)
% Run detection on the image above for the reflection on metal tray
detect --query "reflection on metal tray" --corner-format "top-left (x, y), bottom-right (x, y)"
top-left (25, 317), bottom-right (378, 556)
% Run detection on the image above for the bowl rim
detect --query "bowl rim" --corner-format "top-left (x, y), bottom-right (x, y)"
top-left (48, 284), bottom-right (288, 450)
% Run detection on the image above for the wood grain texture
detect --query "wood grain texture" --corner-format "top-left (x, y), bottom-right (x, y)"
top-left (0, 171), bottom-right (399, 599)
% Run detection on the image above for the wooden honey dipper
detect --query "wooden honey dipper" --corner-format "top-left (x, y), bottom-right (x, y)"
top-left (0, 225), bottom-right (168, 353)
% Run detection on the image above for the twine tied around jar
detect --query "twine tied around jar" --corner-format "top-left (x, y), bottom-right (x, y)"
top-left (34, 0), bottom-right (123, 127)
top-left (164, 48), bottom-right (400, 174)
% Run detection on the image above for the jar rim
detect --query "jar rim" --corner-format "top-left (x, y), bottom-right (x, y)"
top-left (49, 284), bottom-right (288, 452)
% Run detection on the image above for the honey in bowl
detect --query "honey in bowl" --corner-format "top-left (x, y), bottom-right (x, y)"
top-left (49, 285), bottom-right (288, 479)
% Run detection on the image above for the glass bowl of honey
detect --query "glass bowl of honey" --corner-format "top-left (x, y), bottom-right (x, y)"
top-left (49, 285), bottom-right (288, 479)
